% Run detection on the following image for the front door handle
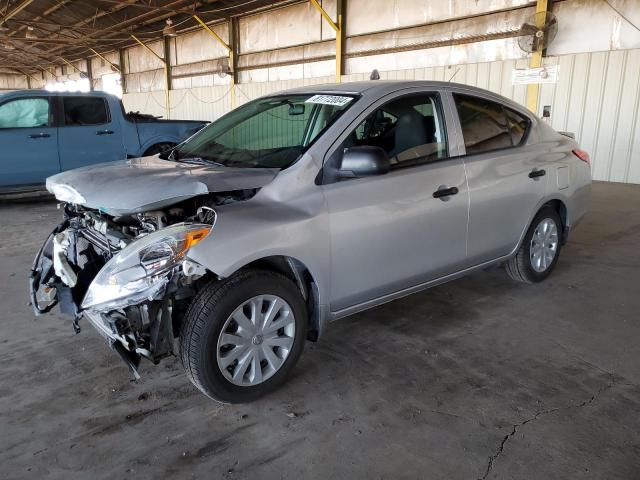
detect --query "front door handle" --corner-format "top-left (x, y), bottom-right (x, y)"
top-left (528, 169), bottom-right (546, 179)
top-left (96, 129), bottom-right (114, 136)
top-left (28, 133), bottom-right (50, 139)
top-left (433, 186), bottom-right (459, 200)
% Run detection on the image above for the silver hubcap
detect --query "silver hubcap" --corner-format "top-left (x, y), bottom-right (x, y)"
top-left (530, 218), bottom-right (559, 272)
top-left (216, 295), bottom-right (295, 387)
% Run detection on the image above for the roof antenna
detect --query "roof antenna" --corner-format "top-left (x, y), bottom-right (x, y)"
top-left (370, 69), bottom-right (380, 80)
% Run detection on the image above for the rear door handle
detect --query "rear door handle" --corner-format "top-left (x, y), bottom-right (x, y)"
top-left (433, 186), bottom-right (459, 200)
top-left (96, 129), bottom-right (114, 136)
top-left (28, 133), bottom-right (50, 139)
top-left (528, 169), bottom-right (546, 179)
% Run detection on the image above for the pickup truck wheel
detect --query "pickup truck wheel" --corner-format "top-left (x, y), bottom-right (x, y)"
top-left (506, 207), bottom-right (562, 283)
top-left (179, 269), bottom-right (307, 403)
top-left (143, 142), bottom-right (175, 156)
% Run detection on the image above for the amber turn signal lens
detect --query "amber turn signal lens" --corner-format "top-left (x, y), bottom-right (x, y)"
top-left (184, 227), bottom-right (211, 250)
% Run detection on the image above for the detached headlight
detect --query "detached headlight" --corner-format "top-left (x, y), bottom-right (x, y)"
top-left (81, 223), bottom-right (211, 311)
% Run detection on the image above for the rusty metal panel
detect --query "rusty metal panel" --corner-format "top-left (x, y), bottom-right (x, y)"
top-left (125, 41), bottom-right (164, 74)
top-left (0, 74), bottom-right (28, 90)
top-left (345, 0), bottom-right (532, 36)
top-left (91, 51), bottom-right (120, 78)
top-left (345, 38), bottom-right (527, 75)
top-left (124, 69), bottom-right (165, 93)
top-left (550, 0), bottom-right (640, 56)
top-left (239, 1), bottom-right (332, 54)
top-left (175, 23), bottom-right (230, 65)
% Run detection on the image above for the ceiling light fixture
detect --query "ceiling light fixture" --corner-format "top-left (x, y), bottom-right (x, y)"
top-left (162, 19), bottom-right (177, 37)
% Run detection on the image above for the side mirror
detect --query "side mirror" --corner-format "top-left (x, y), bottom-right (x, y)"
top-left (337, 146), bottom-right (390, 178)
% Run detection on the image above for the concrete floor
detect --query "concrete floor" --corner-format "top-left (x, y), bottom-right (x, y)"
top-left (1, 182), bottom-right (639, 480)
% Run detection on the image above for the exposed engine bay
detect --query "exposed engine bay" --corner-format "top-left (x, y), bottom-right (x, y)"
top-left (29, 190), bottom-right (255, 377)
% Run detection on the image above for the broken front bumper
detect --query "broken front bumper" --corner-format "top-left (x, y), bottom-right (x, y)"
top-left (29, 223), bottom-right (181, 378)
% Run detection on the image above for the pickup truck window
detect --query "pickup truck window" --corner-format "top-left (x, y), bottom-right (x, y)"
top-left (0, 98), bottom-right (49, 129)
top-left (63, 97), bottom-right (109, 126)
top-left (174, 94), bottom-right (355, 169)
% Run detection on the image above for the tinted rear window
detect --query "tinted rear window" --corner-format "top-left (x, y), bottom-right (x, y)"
top-left (453, 94), bottom-right (512, 154)
top-left (63, 97), bottom-right (109, 126)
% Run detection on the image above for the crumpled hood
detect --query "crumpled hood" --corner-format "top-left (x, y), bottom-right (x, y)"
top-left (46, 156), bottom-right (279, 215)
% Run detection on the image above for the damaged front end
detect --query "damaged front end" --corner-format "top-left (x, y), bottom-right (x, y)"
top-left (29, 200), bottom-right (222, 378)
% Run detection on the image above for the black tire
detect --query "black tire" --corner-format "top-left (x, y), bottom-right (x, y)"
top-left (143, 142), bottom-right (175, 156)
top-left (506, 207), bottom-right (563, 283)
top-left (179, 269), bottom-right (307, 403)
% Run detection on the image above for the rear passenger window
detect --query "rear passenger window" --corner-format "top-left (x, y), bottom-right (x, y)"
top-left (505, 108), bottom-right (530, 146)
top-left (453, 94), bottom-right (513, 154)
top-left (63, 97), bottom-right (109, 126)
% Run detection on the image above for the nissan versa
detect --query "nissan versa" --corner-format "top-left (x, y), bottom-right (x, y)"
top-left (30, 81), bottom-right (591, 403)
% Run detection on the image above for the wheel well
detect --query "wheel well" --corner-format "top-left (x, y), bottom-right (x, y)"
top-left (241, 256), bottom-right (321, 342)
top-left (542, 199), bottom-right (568, 243)
top-left (143, 142), bottom-right (176, 156)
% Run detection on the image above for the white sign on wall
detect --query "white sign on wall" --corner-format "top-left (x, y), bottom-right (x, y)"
top-left (512, 65), bottom-right (559, 85)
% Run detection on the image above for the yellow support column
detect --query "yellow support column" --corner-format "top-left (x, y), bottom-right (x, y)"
top-left (526, 0), bottom-right (549, 113)
top-left (310, 0), bottom-right (342, 83)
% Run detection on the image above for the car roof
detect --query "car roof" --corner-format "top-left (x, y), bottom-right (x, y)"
top-left (277, 80), bottom-right (532, 118)
top-left (0, 89), bottom-right (116, 99)
top-left (277, 80), bottom-right (481, 94)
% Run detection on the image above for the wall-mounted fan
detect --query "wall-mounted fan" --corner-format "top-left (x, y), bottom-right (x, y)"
top-left (517, 11), bottom-right (558, 53)
top-left (216, 57), bottom-right (231, 77)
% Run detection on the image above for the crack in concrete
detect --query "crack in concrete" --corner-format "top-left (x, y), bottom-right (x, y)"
top-left (478, 378), bottom-right (616, 480)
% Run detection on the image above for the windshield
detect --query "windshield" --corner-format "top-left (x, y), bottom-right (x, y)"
top-left (172, 93), bottom-right (356, 168)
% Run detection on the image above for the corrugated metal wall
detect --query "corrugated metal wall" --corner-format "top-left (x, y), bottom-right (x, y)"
top-left (123, 48), bottom-right (640, 184)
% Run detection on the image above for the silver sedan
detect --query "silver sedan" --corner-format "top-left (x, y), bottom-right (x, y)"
top-left (33, 81), bottom-right (591, 402)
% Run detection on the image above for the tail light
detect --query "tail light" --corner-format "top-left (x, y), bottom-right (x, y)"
top-left (572, 149), bottom-right (591, 165)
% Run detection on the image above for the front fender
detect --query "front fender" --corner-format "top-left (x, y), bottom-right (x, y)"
top-left (186, 198), bottom-right (331, 314)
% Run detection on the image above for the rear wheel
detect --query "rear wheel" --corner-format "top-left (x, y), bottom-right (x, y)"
top-left (179, 270), bottom-right (307, 403)
top-left (143, 142), bottom-right (175, 156)
top-left (506, 207), bottom-right (562, 283)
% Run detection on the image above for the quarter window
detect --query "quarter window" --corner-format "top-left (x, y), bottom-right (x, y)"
top-left (63, 97), bottom-right (109, 126)
top-left (0, 98), bottom-right (49, 129)
top-left (454, 94), bottom-right (514, 154)
top-left (346, 94), bottom-right (447, 167)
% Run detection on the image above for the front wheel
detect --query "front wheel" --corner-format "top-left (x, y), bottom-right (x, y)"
top-left (506, 207), bottom-right (562, 283)
top-left (179, 270), bottom-right (307, 403)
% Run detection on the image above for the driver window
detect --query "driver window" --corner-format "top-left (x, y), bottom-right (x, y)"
top-left (346, 94), bottom-right (447, 167)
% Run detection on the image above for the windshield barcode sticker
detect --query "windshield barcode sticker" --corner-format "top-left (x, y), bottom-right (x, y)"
top-left (305, 95), bottom-right (353, 106)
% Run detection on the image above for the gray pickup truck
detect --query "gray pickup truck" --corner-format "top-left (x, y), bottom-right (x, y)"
top-left (0, 90), bottom-right (207, 192)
